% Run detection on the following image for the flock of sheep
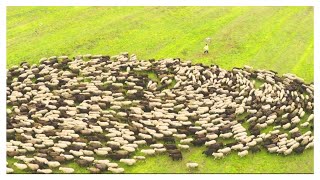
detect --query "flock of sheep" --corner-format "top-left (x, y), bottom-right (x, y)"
top-left (6, 52), bottom-right (314, 173)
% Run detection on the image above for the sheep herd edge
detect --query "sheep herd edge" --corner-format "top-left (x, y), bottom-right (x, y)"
top-left (6, 53), bottom-right (314, 174)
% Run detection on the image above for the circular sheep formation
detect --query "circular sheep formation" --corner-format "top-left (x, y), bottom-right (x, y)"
top-left (6, 53), bottom-right (314, 173)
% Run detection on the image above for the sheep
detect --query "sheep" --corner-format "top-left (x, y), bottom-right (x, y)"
top-left (173, 134), bottom-right (187, 139)
top-left (120, 159), bottom-right (136, 165)
top-left (70, 150), bottom-right (84, 157)
top-left (247, 140), bottom-right (257, 147)
top-left (81, 150), bottom-right (94, 156)
top-left (205, 140), bottom-right (217, 146)
top-left (94, 163), bottom-right (108, 171)
top-left (34, 156), bottom-right (48, 164)
top-left (178, 144), bottom-right (190, 150)
top-left (6, 53), bottom-right (314, 171)
top-left (13, 155), bottom-right (26, 161)
top-left (133, 156), bottom-right (146, 161)
top-left (186, 162), bottom-right (199, 170)
top-left (7, 168), bottom-right (14, 173)
top-left (301, 137), bottom-right (310, 145)
top-left (88, 167), bottom-right (101, 173)
top-left (300, 122), bottom-right (309, 127)
top-left (94, 159), bottom-right (110, 165)
top-left (212, 152), bottom-right (224, 159)
top-left (231, 144), bottom-right (244, 150)
top-left (62, 154), bottom-right (74, 160)
top-left (305, 142), bottom-right (314, 149)
top-left (307, 114), bottom-right (314, 122)
top-left (141, 149), bottom-right (156, 156)
top-left (289, 127), bottom-right (299, 134)
top-left (180, 138), bottom-right (193, 144)
top-left (150, 144), bottom-right (164, 148)
top-left (219, 132), bottom-right (233, 139)
top-left (46, 161), bottom-right (60, 168)
top-left (108, 167), bottom-right (124, 173)
top-left (218, 147), bottom-right (231, 154)
top-left (155, 148), bottom-right (167, 153)
top-left (107, 162), bottom-right (119, 168)
top-left (27, 163), bottom-right (39, 171)
top-left (206, 134), bottom-right (218, 140)
top-left (284, 148), bottom-right (293, 155)
top-left (268, 147), bottom-right (279, 153)
top-left (94, 149), bottom-right (109, 156)
top-left (59, 167), bottom-right (75, 173)
top-left (238, 150), bottom-right (248, 157)
top-left (282, 123), bottom-right (291, 129)
top-left (290, 142), bottom-right (300, 150)
top-left (37, 169), bottom-right (53, 174)
top-left (168, 150), bottom-right (183, 161)
top-left (80, 156), bottom-right (94, 162)
top-left (121, 145), bottom-right (136, 152)
top-left (14, 162), bottom-right (27, 170)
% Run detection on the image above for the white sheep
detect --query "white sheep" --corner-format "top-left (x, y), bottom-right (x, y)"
top-left (150, 144), bottom-right (164, 148)
top-left (106, 162), bottom-right (119, 168)
top-left (70, 150), bottom-right (84, 157)
top-left (37, 169), bottom-right (53, 174)
top-left (178, 144), bottom-right (190, 150)
top-left (218, 147), bottom-right (231, 154)
top-left (34, 156), bottom-right (48, 164)
top-left (231, 144), bottom-right (244, 150)
top-left (247, 140), bottom-right (257, 147)
top-left (141, 149), bottom-right (156, 155)
top-left (120, 158), bottom-right (136, 165)
top-left (81, 150), bottom-right (94, 156)
top-left (268, 146), bottom-right (279, 153)
top-left (219, 132), bottom-right (233, 139)
top-left (173, 134), bottom-right (187, 139)
top-left (94, 159), bottom-right (110, 165)
top-left (62, 154), bottom-right (74, 160)
top-left (284, 148), bottom-right (292, 155)
top-left (27, 163), bottom-right (39, 171)
top-left (80, 156), bottom-right (94, 162)
top-left (14, 162), bottom-right (27, 170)
top-left (212, 152), bottom-right (224, 159)
top-left (186, 162), bottom-right (199, 170)
top-left (155, 148), bottom-right (167, 153)
top-left (289, 127), bottom-right (299, 134)
top-left (305, 142), bottom-right (314, 149)
top-left (290, 142), bottom-right (300, 149)
top-left (282, 123), bottom-right (291, 129)
top-left (206, 134), bottom-right (218, 140)
top-left (94, 149), bottom-right (109, 156)
top-left (59, 167), bottom-right (75, 173)
top-left (46, 161), bottom-right (60, 168)
top-left (180, 138), bottom-right (193, 144)
top-left (7, 167), bottom-right (14, 173)
top-left (238, 150), bottom-right (248, 157)
top-left (108, 167), bottom-right (124, 173)
top-left (205, 140), bottom-right (217, 146)
top-left (307, 114), bottom-right (314, 122)
top-left (300, 122), bottom-right (309, 127)
top-left (277, 147), bottom-right (287, 154)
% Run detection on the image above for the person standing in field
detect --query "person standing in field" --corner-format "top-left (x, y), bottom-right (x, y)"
top-left (203, 44), bottom-right (209, 54)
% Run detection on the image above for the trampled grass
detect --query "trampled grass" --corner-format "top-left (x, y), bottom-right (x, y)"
top-left (6, 6), bottom-right (314, 173)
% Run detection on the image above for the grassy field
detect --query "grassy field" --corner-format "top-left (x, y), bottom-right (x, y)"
top-left (6, 6), bottom-right (314, 174)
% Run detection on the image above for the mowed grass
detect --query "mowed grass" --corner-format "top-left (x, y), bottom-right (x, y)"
top-left (6, 6), bottom-right (314, 174)
top-left (7, 6), bottom-right (314, 82)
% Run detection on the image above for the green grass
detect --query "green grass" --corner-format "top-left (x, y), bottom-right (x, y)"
top-left (6, 6), bottom-right (314, 174)
top-left (6, 147), bottom-right (314, 174)
top-left (7, 6), bottom-right (314, 83)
